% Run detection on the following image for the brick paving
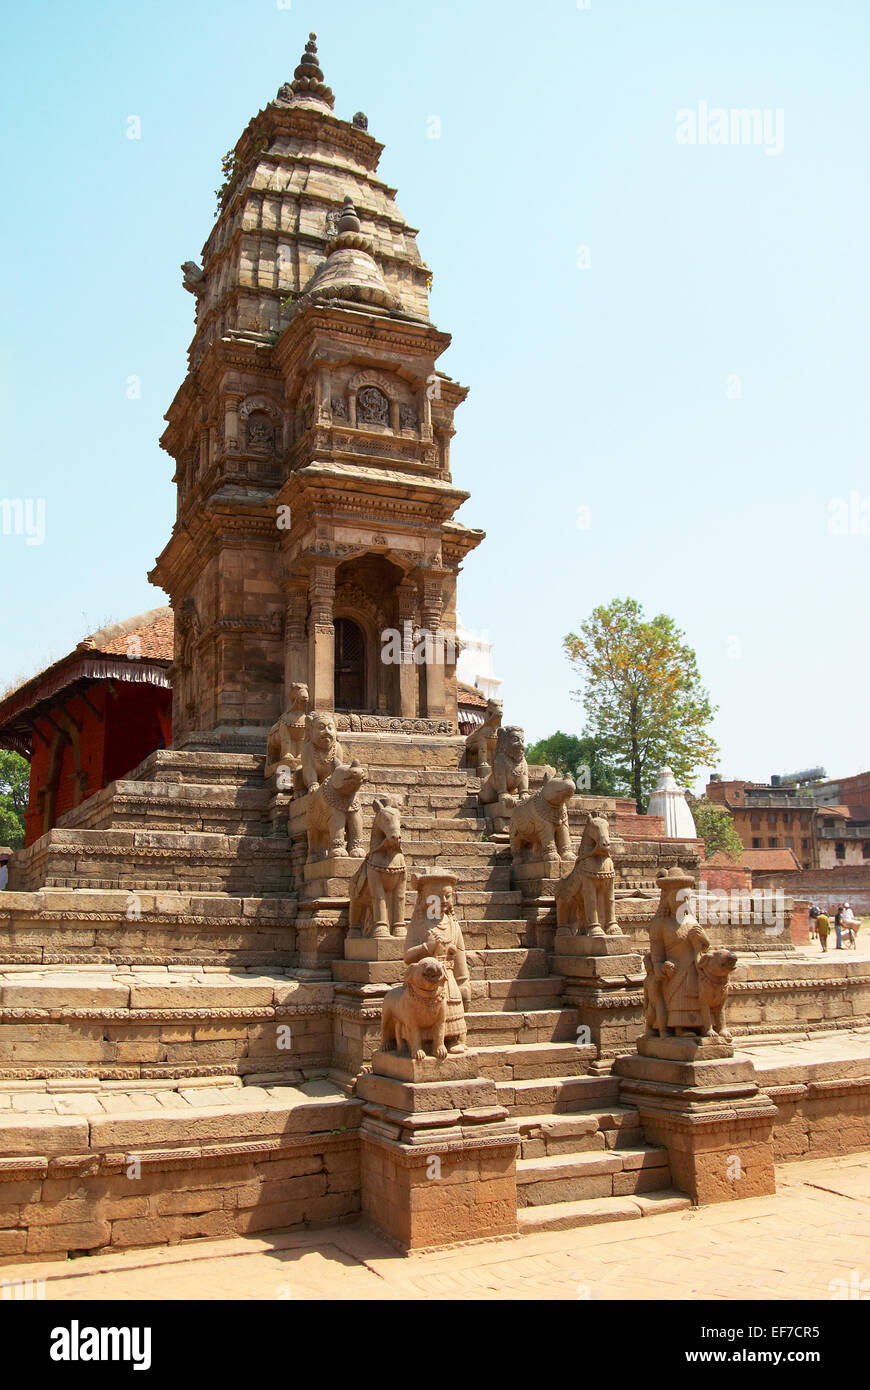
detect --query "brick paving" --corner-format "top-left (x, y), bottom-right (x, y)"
top-left (1, 1152), bottom-right (867, 1301)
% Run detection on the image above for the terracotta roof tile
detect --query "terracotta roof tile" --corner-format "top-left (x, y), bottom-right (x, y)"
top-left (82, 608), bottom-right (174, 661)
top-left (457, 682), bottom-right (490, 709)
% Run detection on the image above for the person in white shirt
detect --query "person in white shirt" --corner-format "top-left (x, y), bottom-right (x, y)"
top-left (0, 853), bottom-right (9, 891)
top-left (841, 903), bottom-right (860, 949)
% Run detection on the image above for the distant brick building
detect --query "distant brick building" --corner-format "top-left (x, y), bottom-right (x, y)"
top-left (807, 772), bottom-right (870, 867)
top-left (705, 778), bottom-right (819, 869)
top-left (0, 609), bottom-right (172, 845)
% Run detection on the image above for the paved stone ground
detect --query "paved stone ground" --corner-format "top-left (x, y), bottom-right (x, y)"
top-left (1, 1153), bottom-right (867, 1301)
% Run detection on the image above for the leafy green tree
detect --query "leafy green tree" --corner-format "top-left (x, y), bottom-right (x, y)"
top-left (691, 798), bottom-right (744, 862)
top-left (564, 597), bottom-right (719, 813)
top-left (525, 731), bottom-right (618, 796)
top-left (0, 750), bottom-right (29, 849)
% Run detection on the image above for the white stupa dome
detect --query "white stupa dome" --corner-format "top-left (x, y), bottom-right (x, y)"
top-left (648, 766), bottom-right (697, 838)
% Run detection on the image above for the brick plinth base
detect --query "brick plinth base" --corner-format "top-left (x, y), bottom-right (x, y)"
top-left (615, 1039), bottom-right (777, 1204)
top-left (360, 1133), bottom-right (518, 1250)
top-left (0, 1132), bottom-right (360, 1265)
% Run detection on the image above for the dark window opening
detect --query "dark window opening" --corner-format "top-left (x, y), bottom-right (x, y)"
top-left (334, 618), bottom-right (366, 711)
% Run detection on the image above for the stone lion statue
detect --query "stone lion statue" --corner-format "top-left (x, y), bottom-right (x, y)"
top-left (348, 796), bottom-right (406, 939)
top-left (464, 699), bottom-right (502, 771)
top-left (264, 682), bottom-right (310, 785)
top-left (299, 711), bottom-right (347, 793)
top-left (478, 725), bottom-right (529, 806)
top-left (305, 760), bottom-right (366, 862)
top-left (697, 949), bottom-right (739, 1040)
top-left (380, 956), bottom-right (450, 1061)
top-left (555, 811), bottom-right (621, 936)
top-left (509, 773), bottom-right (575, 865)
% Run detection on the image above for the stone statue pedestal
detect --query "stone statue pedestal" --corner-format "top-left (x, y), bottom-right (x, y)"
top-left (553, 931), bottom-right (644, 1064)
top-left (483, 797), bottom-right (516, 835)
top-left (330, 935), bottom-right (405, 1079)
top-left (266, 786), bottom-right (292, 836)
top-left (357, 1050), bottom-right (520, 1250)
top-left (301, 855), bottom-right (364, 901)
top-left (512, 859), bottom-right (570, 896)
top-left (614, 1038), bottom-right (777, 1204)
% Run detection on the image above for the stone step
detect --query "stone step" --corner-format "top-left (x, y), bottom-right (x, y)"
top-left (0, 1075), bottom-right (362, 1258)
top-left (0, 968), bottom-right (332, 1080)
top-left (402, 817), bottom-right (483, 832)
top-left (495, 1074), bottom-right (620, 1115)
top-left (410, 864), bottom-right (512, 888)
top-left (56, 781), bottom-right (273, 836)
top-left (517, 1189), bottom-right (692, 1234)
top-left (465, 1008), bottom-right (579, 1047)
top-left (468, 977), bottom-right (565, 1011)
top-left (515, 1145), bottom-right (672, 1206)
top-left (465, 948), bottom-right (548, 978)
top-left (132, 749), bottom-right (267, 788)
top-left (11, 829), bottom-right (293, 895)
top-left (467, 1041), bottom-right (595, 1081)
top-left (516, 1107), bottom-right (644, 1158)
top-left (401, 839), bottom-right (507, 860)
top-left (453, 893), bottom-right (523, 921)
top-left (461, 920), bottom-right (529, 947)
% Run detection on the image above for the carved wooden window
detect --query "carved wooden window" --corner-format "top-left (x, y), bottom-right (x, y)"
top-left (356, 386), bottom-right (390, 426)
top-left (334, 618), bottom-right (366, 710)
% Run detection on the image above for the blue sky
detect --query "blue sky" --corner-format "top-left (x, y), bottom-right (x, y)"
top-left (0, 0), bottom-right (867, 789)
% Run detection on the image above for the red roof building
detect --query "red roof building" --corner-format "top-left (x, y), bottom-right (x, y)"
top-left (0, 609), bottom-right (173, 845)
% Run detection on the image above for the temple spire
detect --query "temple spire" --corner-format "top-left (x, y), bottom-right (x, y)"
top-left (276, 31), bottom-right (334, 110)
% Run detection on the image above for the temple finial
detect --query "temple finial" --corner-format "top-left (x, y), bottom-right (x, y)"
top-left (337, 195), bottom-right (361, 235)
top-left (277, 30), bottom-right (334, 109)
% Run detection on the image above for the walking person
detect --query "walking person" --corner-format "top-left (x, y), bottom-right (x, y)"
top-left (815, 911), bottom-right (831, 952)
top-left (0, 850), bottom-right (10, 891)
top-left (841, 903), bottom-right (861, 950)
top-left (834, 904), bottom-right (844, 950)
top-left (808, 903), bottom-right (820, 943)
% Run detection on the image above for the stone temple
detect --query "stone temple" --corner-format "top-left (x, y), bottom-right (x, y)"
top-left (0, 35), bottom-right (868, 1260)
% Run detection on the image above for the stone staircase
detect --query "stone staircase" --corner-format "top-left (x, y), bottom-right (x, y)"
top-left (0, 742), bottom-right (694, 1259)
top-left (355, 756), bottom-right (690, 1231)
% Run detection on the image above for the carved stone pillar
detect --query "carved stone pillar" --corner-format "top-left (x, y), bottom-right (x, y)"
top-left (435, 426), bottom-right (453, 475)
top-left (308, 563), bottom-right (336, 711)
top-left (421, 572), bottom-right (446, 717)
top-left (389, 397), bottom-right (401, 434)
top-left (315, 368), bottom-right (331, 427)
top-left (283, 577), bottom-right (309, 696)
top-left (396, 581), bottom-right (418, 719)
top-left (224, 394), bottom-right (242, 452)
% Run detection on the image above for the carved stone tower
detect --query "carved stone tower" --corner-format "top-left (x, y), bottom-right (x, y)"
top-left (150, 34), bottom-right (483, 746)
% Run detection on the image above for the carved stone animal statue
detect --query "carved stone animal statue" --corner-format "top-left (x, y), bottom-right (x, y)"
top-left (299, 711), bottom-right (347, 793)
top-left (642, 951), bottom-right (668, 1036)
top-left (509, 773), bottom-right (575, 864)
top-left (305, 760), bottom-right (366, 862)
top-left (697, 949), bottom-right (739, 1040)
top-left (380, 957), bottom-right (450, 1061)
top-left (348, 797), bottom-right (406, 939)
top-left (264, 682), bottom-right (310, 785)
top-left (181, 260), bottom-right (206, 295)
top-left (555, 811), bottom-right (621, 936)
top-left (478, 725), bottom-right (529, 806)
top-left (465, 699), bottom-right (502, 771)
